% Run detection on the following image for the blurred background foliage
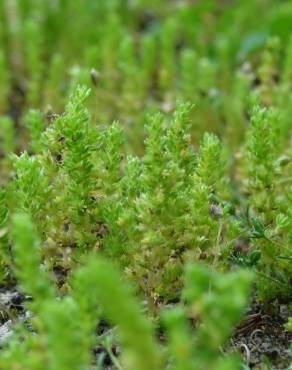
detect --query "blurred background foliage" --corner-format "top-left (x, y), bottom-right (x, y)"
top-left (0, 0), bottom-right (292, 157)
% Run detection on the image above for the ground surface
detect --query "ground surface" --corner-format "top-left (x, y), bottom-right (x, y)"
top-left (0, 287), bottom-right (291, 369)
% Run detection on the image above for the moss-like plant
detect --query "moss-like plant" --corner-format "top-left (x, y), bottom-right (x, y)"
top-left (0, 212), bottom-right (252, 370)
top-left (0, 2), bottom-right (291, 368)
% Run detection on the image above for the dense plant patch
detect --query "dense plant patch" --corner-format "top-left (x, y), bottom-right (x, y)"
top-left (0, 1), bottom-right (291, 369)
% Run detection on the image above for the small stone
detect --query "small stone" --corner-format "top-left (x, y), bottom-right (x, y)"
top-left (0, 321), bottom-right (13, 344)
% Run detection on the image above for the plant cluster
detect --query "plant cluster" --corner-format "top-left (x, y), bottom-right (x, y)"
top-left (0, 213), bottom-right (252, 370)
top-left (0, 0), bottom-right (291, 369)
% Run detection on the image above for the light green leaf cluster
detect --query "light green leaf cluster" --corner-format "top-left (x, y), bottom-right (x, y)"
top-left (12, 213), bottom-right (55, 305)
top-left (241, 103), bottom-right (292, 300)
top-left (26, 109), bottom-right (45, 154)
top-left (162, 263), bottom-right (253, 370)
top-left (0, 187), bottom-right (8, 280)
top-left (1, 212), bottom-right (252, 370)
top-left (11, 151), bottom-right (51, 224)
top-left (2, 213), bottom-right (162, 370)
top-left (0, 2), bottom-right (291, 368)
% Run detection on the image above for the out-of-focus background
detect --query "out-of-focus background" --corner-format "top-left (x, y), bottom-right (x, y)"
top-left (0, 0), bottom-right (292, 156)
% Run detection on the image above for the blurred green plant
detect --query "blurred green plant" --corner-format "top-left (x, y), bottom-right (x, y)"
top-left (0, 1), bottom-right (291, 368)
top-left (0, 212), bottom-right (252, 370)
